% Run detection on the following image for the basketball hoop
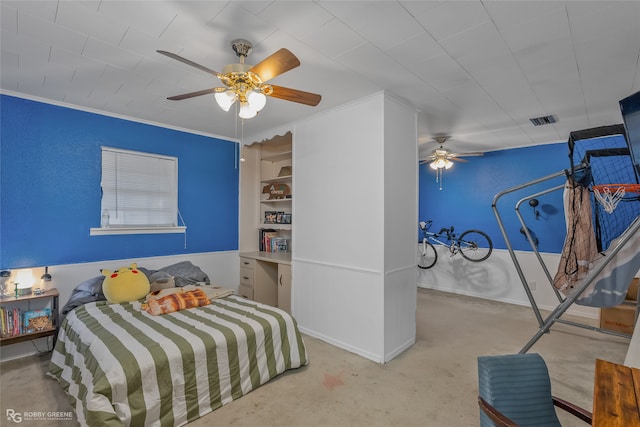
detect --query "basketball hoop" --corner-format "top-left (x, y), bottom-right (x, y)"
top-left (592, 183), bottom-right (640, 213)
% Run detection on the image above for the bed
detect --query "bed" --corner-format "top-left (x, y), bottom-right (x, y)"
top-left (48, 292), bottom-right (308, 426)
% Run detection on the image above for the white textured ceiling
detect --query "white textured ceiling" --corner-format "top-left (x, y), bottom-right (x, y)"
top-left (1, 1), bottom-right (639, 156)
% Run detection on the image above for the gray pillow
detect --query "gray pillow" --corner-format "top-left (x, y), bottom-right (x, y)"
top-left (61, 276), bottom-right (107, 322)
top-left (157, 261), bottom-right (210, 287)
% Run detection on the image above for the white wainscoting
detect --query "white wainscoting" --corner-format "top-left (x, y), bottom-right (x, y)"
top-left (417, 246), bottom-right (600, 319)
top-left (293, 258), bottom-right (387, 363)
top-left (383, 265), bottom-right (417, 362)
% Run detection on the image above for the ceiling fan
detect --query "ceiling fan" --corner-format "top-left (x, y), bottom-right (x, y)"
top-left (419, 136), bottom-right (484, 169)
top-left (157, 39), bottom-right (321, 119)
top-left (420, 136), bottom-right (484, 190)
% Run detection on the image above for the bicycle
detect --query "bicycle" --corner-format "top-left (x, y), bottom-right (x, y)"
top-left (418, 220), bottom-right (493, 269)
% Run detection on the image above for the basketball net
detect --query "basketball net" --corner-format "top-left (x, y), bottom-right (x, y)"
top-left (592, 184), bottom-right (640, 214)
top-left (593, 185), bottom-right (624, 214)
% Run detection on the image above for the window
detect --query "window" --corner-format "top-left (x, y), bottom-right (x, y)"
top-left (90, 147), bottom-right (185, 235)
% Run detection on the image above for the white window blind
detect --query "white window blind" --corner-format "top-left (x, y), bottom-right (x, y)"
top-left (100, 147), bottom-right (178, 228)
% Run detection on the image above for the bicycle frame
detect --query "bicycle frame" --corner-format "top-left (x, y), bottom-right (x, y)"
top-left (422, 228), bottom-right (459, 254)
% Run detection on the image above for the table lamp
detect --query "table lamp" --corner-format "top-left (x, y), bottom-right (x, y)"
top-left (15, 269), bottom-right (35, 296)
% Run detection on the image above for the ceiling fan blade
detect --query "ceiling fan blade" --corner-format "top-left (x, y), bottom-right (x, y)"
top-left (451, 152), bottom-right (484, 157)
top-left (250, 48), bottom-right (300, 83)
top-left (450, 157), bottom-right (468, 163)
top-left (269, 85), bottom-right (321, 106)
top-left (157, 50), bottom-right (221, 77)
top-left (166, 88), bottom-right (219, 101)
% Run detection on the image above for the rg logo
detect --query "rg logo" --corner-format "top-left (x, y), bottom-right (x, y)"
top-left (6, 409), bottom-right (22, 423)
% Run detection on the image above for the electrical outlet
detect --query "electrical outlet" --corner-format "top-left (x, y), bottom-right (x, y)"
top-left (528, 281), bottom-right (537, 290)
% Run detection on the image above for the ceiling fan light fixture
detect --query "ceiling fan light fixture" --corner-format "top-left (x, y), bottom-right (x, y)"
top-left (431, 158), bottom-right (451, 169)
top-left (239, 101), bottom-right (258, 119)
top-left (215, 90), bottom-right (237, 112)
top-left (247, 90), bottom-right (267, 112)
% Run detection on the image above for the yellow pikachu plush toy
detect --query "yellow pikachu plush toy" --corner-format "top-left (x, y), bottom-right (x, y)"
top-left (102, 263), bottom-right (150, 304)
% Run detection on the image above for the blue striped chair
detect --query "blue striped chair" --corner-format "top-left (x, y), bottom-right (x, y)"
top-left (477, 353), bottom-right (592, 426)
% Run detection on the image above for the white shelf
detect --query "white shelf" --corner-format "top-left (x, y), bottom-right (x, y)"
top-left (261, 151), bottom-right (292, 162)
top-left (259, 223), bottom-right (292, 230)
top-left (260, 198), bottom-right (292, 203)
top-left (261, 175), bottom-right (292, 184)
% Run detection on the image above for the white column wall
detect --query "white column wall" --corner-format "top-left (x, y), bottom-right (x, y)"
top-left (294, 96), bottom-right (384, 270)
top-left (382, 96), bottom-right (418, 361)
top-left (294, 94), bottom-right (386, 361)
top-left (293, 92), bottom-right (418, 363)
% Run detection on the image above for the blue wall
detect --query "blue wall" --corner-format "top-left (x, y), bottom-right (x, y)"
top-left (1, 95), bottom-right (239, 269)
top-left (419, 143), bottom-right (570, 253)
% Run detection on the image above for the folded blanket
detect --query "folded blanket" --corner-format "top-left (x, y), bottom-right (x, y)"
top-left (144, 287), bottom-right (211, 316)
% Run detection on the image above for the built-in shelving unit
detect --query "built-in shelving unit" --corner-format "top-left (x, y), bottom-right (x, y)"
top-left (239, 132), bottom-right (293, 312)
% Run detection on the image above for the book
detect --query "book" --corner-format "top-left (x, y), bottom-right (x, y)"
top-left (259, 229), bottom-right (279, 252)
top-left (15, 308), bottom-right (20, 335)
top-left (23, 308), bottom-right (52, 333)
top-left (0, 307), bottom-right (5, 336)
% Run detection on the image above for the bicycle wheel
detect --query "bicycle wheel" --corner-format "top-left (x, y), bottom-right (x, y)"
top-left (418, 239), bottom-right (438, 269)
top-left (458, 230), bottom-right (493, 262)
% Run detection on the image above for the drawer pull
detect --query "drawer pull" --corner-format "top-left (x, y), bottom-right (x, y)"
top-left (243, 276), bottom-right (250, 280)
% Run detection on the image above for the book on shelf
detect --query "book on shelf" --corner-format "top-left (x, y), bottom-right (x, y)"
top-left (259, 229), bottom-right (290, 253)
top-left (1, 306), bottom-right (25, 337)
top-left (259, 229), bottom-right (278, 252)
top-left (23, 308), bottom-right (52, 333)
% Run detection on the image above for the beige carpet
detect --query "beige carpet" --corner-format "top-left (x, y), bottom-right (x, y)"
top-left (0, 289), bottom-right (629, 426)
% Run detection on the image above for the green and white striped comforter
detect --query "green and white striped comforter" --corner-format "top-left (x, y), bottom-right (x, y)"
top-left (48, 295), bottom-right (308, 426)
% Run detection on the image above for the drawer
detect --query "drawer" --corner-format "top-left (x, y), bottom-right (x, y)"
top-left (240, 268), bottom-right (254, 286)
top-left (239, 284), bottom-right (254, 300)
top-left (240, 257), bottom-right (255, 269)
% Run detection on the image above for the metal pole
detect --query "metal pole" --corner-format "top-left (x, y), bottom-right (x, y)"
top-left (514, 185), bottom-right (566, 303)
top-left (492, 169), bottom-right (571, 327)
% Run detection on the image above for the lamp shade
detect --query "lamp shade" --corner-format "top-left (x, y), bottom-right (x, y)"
top-left (247, 90), bottom-right (267, 112)
top-left (239, 102), bottom-right (258, 119)
top-left (215, 90), bottom-right (236, 112)
top-left (15, 269), bottom-right (35, 289)
top-left (430, 158), bottom-right (454, 170)
top-left (432, 158), bottom-right (446, 169)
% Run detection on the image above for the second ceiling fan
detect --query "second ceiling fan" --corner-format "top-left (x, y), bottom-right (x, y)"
top-left (420, 136), bottom-right (484, 169)
top-left (158, 39), bottom-right (321, 119)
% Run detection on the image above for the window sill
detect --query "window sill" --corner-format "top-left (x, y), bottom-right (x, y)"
top-left (90, 226), bottom-right (186, 236)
